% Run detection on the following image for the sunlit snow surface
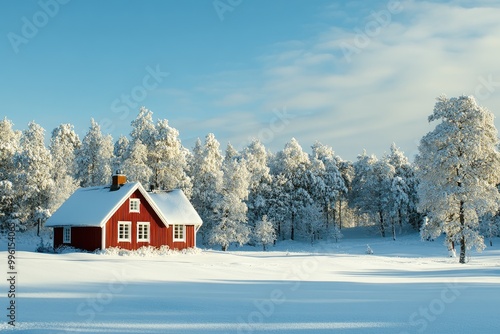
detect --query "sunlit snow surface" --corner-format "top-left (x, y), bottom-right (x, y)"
top-left (1, 228), bottom-right (499, 333)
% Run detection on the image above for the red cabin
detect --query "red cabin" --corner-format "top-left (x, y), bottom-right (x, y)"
top-left (45, 174), bottom-right (202, 252)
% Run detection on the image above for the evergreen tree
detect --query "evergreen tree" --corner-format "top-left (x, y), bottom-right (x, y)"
top-left (210, 145), bottom-right (251, 251)
top-left (0, 118), bottom-right (21, 181)
top-left (130, 107), bottom-right (156, 150)
top-left (267, 173), bottom-right (290, 240)
top-left (190, 134), bottom-right (224, 243)
top-left (387, 176), bottom-right (409, 240)
top-left (49, 124), bottom-right (81, 211)
top-left (480, 212), bottom-right (500, 247)
top-left (299, 203), bottom-right (324, 245)
top-left (153, 119), bottom-right (192, 195)
top-left (416, 95), bottom-right (500, 263)
top-left (385, 143), bottom-right (421, 230)
top-left (77, 119), bottom-right (114, 187)
top-left (113, 135), bottom-right (130, 171)
top-left (253, 215), bottom-right (276, 250)
top-left (122, 139), bottom-right (152, 187)
top-left (336, 159), bottom-right (354, 230)
top-left (242, 140), bottom-right (273, 233)
top-left (13, 122), bottom-right (54, 230)
top-left (0, 118), bottom-right (20, 229)
top-left (271, 138), bottom-right (313, 240)
top-left (350, 152), bottom-right (394, 237)
top-left (310, 142), bottom-right (347, 233)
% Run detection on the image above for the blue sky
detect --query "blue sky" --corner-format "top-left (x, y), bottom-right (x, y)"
top-left (2, 0), bottom-right (500, 161)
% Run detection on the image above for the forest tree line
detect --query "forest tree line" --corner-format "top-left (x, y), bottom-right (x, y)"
top-left (1, 96), bottom-right (500, 260)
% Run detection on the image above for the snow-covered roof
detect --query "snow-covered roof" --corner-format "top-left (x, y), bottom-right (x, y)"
top-left (45, 183), bottom-right (201, 228)
top-left (149, 189), bottom-right (203, 226)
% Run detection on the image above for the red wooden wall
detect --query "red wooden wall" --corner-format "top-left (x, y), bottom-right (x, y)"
top-left (53, 226), bottom-right (102, 251)
top-left (104, 189), bottom-right (196, 250)
top-left (72, 227), bottom-right (101, 251)
top-left (53, 227), bottom-right (62, 249)
top-left (53, 189), bottom-right (197, 251)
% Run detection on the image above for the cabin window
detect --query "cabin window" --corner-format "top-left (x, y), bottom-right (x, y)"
top-left (118, 221), bottom-right (131, 242)
top-left (173, 224), bottom-right (185, 242)
top-left (137, 222), bottom-right (150, 242)
top-left (63, 227), bottom-right (71, 243)
top-left (129, 198), bottom-right (140, 213)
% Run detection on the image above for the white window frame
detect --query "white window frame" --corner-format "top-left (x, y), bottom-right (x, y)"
top-left (129, 198), bottom-right (140, 213)
top-left (137, 222), bottom-right (150, 242)
top-left (173, 224), bottom-right (185, 242)
top-left (118, 221), bottom-right (132, 242)
top-left (63, 227), bottom-right (71, 243)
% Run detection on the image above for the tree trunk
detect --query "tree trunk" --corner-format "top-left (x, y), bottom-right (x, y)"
top-left (398, 209), bottom-right (403, 229)
top-left (290, 211), bottom-right (295, 240)
top-left (338, 198), bottom-right (343, 230)
top-left (459, 236), bottom-right (466, 264)
top-left (392, 219), bottom-right (396, 241)
top-left (379, 210), bottom-right (386, 238)
top-left (276, 221), bottom-right (281, 242)
top-left (459, 200), bottom-right (466, 264)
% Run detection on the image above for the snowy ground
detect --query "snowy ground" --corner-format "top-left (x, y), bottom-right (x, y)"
top-left (1, 228), bottom-right (500, 333)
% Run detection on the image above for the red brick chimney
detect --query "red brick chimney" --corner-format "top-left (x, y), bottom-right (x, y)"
top-left (110, 170), bottom-right (126, 191)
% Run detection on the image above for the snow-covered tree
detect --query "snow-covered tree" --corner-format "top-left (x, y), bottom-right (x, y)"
top-left (350, 152), bottom-right (394, 237)
top-left (13, 122), bottom-right (54, 230)
top-left (336, 159), bottom-right (354, 229)
top-left (0, 118), bottom-right (20, 181)
top-left (130, 107), bottom-right (156, 150)
top-left (271, 138), bottom-right (313, 240)
top-left (129, 108), bottom-right (192, 194)
top-left (266, 173), bottom-right (290, 241)
top-left (242, 140), bottom-right (273, 229)
top-left (50, 124), bottom-right (81, 180)
top-left (0, 118), bottom-right (20, 229)
top-left (310, 142), bottom-right (347, 233)
top-left (76, 119), bottom-right (114, 187)
top-left (480, 212), bottom-right (500, 247)
top-left (415, 95), bottom-right (500, 264)
top-left (385, 143), bottom-right (421, 230)
top-left (0, 180), bottom-right (15, 230)
top-left (122, 139), bottom-right (152, 187)
top-left (299, 203), bottom-right (324, 245)
top-left (190, 134), bottom-right (224, 243)
top-left (253, 215), bottom-right (276, 250)
top-left (153, 119), bottom-right (192, 195)
top-left (210, 145), bottom-right (251, 251)
top-left (49, 124), bottom-right (81, 211)
top-left (113, 135), bottom-right (130, 171)
top-left (387, 176), bottom-right (409, 240)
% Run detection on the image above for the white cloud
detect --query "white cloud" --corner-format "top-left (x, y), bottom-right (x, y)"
top-left (169, 1), bottom-right (500, 160)
top-left (253, 0), bottom-right (500, 159)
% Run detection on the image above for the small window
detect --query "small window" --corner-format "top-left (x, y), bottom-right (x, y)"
top-left (173, 224), bottom-right (185, 242)
top-left (129, 198), bottom-right (140, 213)
top-left (63, 227), bottom-right (71, 243)
top-left (137, 222), bottom-right (150, 242)
top-left (118, 221), bottom-right (131, 242)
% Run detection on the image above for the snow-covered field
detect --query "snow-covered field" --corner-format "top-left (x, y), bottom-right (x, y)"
top-left (1, 228), bottom-right (500, 333)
